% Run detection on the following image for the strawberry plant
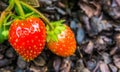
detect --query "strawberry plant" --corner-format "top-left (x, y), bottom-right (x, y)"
top-left (0, 0), bottom-right (77, 61)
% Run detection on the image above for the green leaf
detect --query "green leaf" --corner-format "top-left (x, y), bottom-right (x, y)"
top-left (22, 4), bottom-right (32, 13)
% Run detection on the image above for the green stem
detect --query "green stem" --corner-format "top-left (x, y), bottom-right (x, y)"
top-left (0, 0), bottom-right (14, 28)
top-left (3, 13), bottom-right (12, 30)
top-left (20, 1), bottom-right (54, 30)
top-left (14, 0), bottom-right (25, 17)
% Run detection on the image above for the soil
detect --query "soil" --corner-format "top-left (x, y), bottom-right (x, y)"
top-left (0, 0), bottom-right (120, 72)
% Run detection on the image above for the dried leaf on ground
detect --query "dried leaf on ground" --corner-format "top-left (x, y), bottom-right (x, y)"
top-left (78, 1), bottom-right (101, 18)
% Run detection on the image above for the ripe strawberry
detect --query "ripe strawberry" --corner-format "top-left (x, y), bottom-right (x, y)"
top-left (8, 16), bottom-right (46, 61)
top-left (46, 21), bottom-right (76, 57)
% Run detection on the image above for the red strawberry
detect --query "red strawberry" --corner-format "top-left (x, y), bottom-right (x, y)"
top-left (8, 16), bottom-right (46, 61)
top-left (46, 21), bottom-right (76, 57)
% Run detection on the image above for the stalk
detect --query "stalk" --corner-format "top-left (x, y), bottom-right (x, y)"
top-left (14, 0), bottom-right (25, 17)
top-left (20, 1), bottom-right (54, 30)
top-left (0, 0), bottom-right (14, 28)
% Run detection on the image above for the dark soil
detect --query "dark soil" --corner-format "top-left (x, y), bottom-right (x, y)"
top-left (1, 0), bottom-right (120, 72)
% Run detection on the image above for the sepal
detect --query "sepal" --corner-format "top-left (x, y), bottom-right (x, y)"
top-left (46, 20), bottom-right (66, 42)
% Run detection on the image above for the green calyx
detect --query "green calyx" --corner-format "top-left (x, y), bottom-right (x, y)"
top-left (46, 20), bottom-right (66, 42)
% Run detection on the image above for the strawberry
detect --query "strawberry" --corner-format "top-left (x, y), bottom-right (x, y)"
top-left (46, 21), bottom-right (76, 57)
top-left (8, 16), bottom-right (46, 61)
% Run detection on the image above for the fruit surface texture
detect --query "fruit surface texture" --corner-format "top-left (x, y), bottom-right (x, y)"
top-left (47, 25), bottom-right (76, 57)
top-left (8, 16), bottom-right (46, 61)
